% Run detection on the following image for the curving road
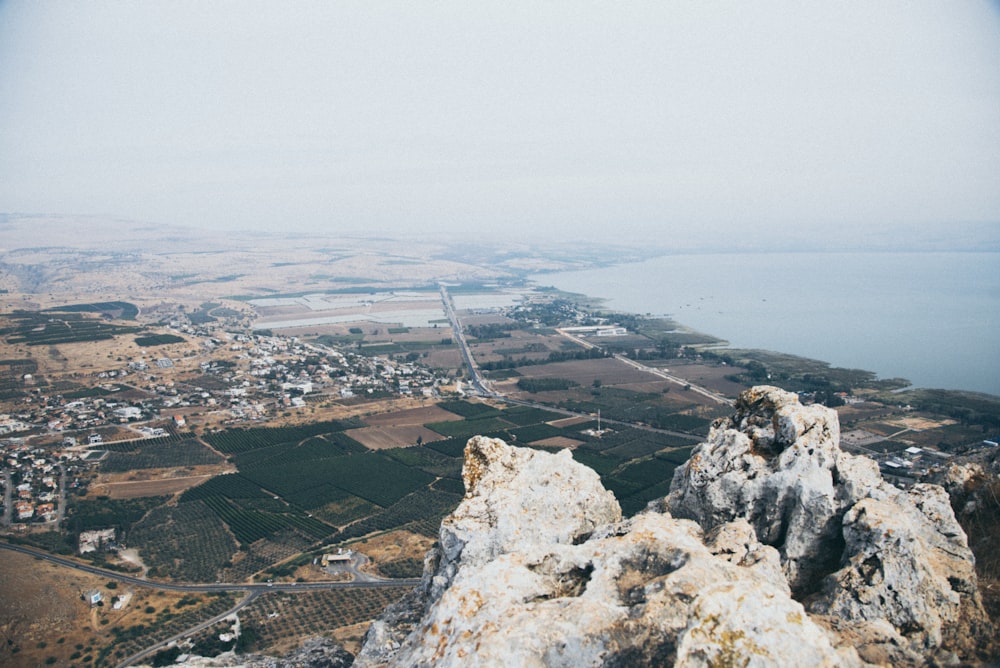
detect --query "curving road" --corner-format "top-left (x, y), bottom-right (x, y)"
top-left (116, 590), bottom-right (261, 668)
top-left (1, 541), bottom-right (419, 666)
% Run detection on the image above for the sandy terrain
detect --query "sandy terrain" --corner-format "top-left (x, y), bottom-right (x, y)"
top-left (530, 436), bottom-right (584, 449)
top-left (882, 416), bottom-right (956, 430)
top-left (350, 530), bottom-right (435, 570)
top-left (512, 357), bottom-right (658, 386)
top-left (347, 425), bottom-right (444, 450)
top-left (0, 549), bottom-right (209, 667)
top-left (96, 473), bottom-right (217, 499)
top-left (360, 404), bottom-right (460, 426)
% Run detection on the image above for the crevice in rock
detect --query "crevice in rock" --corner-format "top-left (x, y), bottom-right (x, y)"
top-left (860, 554), bottom-right (882, 586)
top-left (527, 559), bottom-right (595, 601)
top-left (601, 636), bottom-right (678, 668)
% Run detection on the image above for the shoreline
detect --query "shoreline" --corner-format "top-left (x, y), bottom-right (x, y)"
top-left (529, 251), bottom-right (1000, 398)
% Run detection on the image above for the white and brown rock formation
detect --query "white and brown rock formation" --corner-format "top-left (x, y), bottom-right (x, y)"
top-left (355, 387), bottom-right (995, 667)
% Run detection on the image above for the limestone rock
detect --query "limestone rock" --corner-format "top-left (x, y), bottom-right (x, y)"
top-left (358, 511), bottom-right (853, 668)
top-left (354, 434), bottom-right (856, 667)
top-left (668, 385), bottom-right (993, 660)
top-left (355, 387), bottom-right (993, 667)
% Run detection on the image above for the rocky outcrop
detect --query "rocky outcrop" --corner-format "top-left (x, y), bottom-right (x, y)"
top-left (355, 434), bottom-right (855, 667)
top-left (668, 386), bottom-right (993, 661)
top-left (355, 388), bottom-right (995, 667)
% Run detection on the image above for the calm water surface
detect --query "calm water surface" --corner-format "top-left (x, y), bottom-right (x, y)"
top-left (534, 252), bottom-right (1000, 396)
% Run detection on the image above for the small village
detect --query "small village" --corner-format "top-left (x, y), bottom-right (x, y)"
top-left (0, 317), bottom-right (458, 535)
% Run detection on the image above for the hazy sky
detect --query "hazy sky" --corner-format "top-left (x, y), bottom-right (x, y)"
top-left (1, 2), bottom-right (998, 245)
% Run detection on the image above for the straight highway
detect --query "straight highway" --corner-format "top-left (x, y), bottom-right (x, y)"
top-left (439, 283), bottom-right (492, 396)
top-left (554, 327), bottom-right (733, 406)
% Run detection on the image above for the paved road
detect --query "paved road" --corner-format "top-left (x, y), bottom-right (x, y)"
top-left (613, 353), bottom-right (733, 406)
top-left (439, 284), bottom-right (492, 396)
top-left (1, 541), bottom-right (419, 666)
top-left (1, 471), bottom-right (10, 527)
top-left (116, 590), bottom-right (261, 668)
top-left (554, 327), bottom-right (733, 407)
top-left (0, 542), bottom-right (420, 594)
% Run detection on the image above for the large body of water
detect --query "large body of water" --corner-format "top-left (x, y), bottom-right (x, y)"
top-left (533, 252), bottom-right (1000, 397)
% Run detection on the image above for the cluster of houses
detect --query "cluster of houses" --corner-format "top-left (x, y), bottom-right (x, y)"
top-left (6, 323), bottom-right (452, 437)
top-left (170, 331), bottom-right (450, 422)
top-left (1, 441), bottom-right (70, 524)
top-left (13, 391), bottom-right (156, 436)
top-left (0, 324), bottom-right (459, 530)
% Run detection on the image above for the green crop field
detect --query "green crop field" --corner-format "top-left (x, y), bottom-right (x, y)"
top-left (436, 399), bottom-right (502, 418)
top-left (100, 437), bottom-right (224, 472)
top-left (44, 300), bottom-right (139, 319)
top-left (134, 333), bottom-right (186, 346)
top-left (241, 451), bottom-right (434, 508)
top-left (1, 311), bottom-right (142, 345)
top-left (501, 405), bottom-right (566, 425)
top-left (423, 436), bottom-right (468, 458)
top-left (154, 391), bottom-right (709, 582)
top-left (426, 416), bottom-right (515, 438)
top-left (203, 419), bottom-right (364, 454)
top-left (129, 500), bottom-right (239, 581)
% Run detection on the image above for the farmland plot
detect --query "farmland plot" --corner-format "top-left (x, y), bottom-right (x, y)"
top-left (100, 437), bottom-right (223, 472)
top-left (129, 500), bottom-right (238, 582)
top-left (346, 425), bottom-right (442, 450)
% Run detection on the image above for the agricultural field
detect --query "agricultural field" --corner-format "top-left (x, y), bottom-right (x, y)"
top-left (98, 435), bottom-right (225, 472)
top-left (346, 425), bottom-right (444, 450)
top-left (359, 403), bottom-right (462, 426)
top-left (0, 310), bottom-right (143, 346)
top-left (651, 361), bottom-right (750, 397)
top-left (46, 390), bottom-right (713, 586)
top-left (233, 587), bottom-right (412, 656)
top-left (94, 472), bottom-right (220, 499)
top-left (129, 500), bottom-right (239, 581)
top-left (510, 357), bottom-right (656, 387)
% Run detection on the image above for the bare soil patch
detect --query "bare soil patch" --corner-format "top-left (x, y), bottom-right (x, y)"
top-left (91, 463), bottom-right (233, 498)
top-left (347, 425), bottom-right (443, 450)
top-left (0, 549), bottom-right (102, 667)
top-left (99, 474), bottom-right (216, 499)
top-left (549, 416), bottom-right (592, 428)
top-left (332, 621), bottom-right (374, 656)
top-left (530, 436), bottom-right (584, 449)
top-left (360, 404), bottom-right (460, 426)
top-left (0, 549), bottom-right (209, 667)
top-left (882, 416), bottom-right (956, 430)
top-left (513, 357), bottom-right (655, 386)
top-left (351, 530), bottom-right (434, 568)
top-left (658, 362), bottom-right (749, 398)
top-left (422, 347), bottom-right (464, 369)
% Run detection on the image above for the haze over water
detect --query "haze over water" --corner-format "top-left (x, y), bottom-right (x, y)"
top-left (536, 252), bottom-right (1000, 397)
